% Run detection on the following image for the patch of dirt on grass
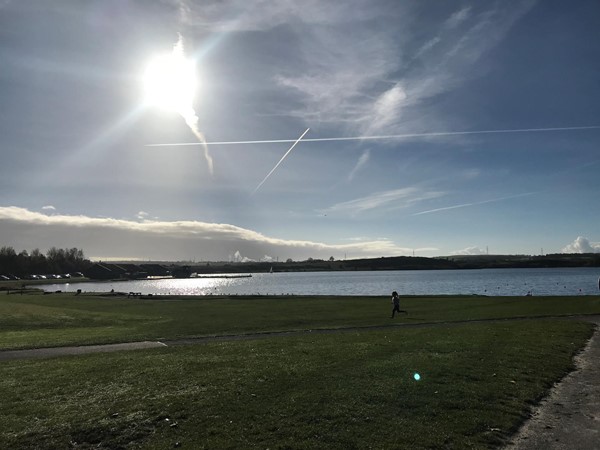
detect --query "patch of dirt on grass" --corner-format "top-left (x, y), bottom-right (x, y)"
top-left (69, 414), bottom-right (158, 449)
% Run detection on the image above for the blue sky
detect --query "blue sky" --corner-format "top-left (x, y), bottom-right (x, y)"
top-left (1, 0), bottom-right (599, 261)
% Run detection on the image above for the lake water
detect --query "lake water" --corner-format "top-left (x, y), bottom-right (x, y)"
top-left (38, 267), bottom-right (600, 297)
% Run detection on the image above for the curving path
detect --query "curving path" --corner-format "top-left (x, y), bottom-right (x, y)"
top-left (1, 315), bottom-right (599, 449)
top-left (503, 316), bottom-right (600, 449)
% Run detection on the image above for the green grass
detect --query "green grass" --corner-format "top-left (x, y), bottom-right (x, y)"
top-left (0, 292), bottom-right (598, 448)
top-left (0, 320), bottom-right (593, 449)
top-left (1, 292), bottom-right (599, 350)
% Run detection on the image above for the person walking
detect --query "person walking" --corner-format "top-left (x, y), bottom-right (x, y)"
top-left (390, 291), bottom-right (407, 318)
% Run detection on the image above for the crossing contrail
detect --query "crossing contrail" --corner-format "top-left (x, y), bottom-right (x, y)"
top-left (146, 125), bottom-right (600, 147)
top-left (252, 128), bottom-right (310, 195)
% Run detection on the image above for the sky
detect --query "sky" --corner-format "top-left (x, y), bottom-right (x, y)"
top-left (1, 0), bottom-right (599, 262)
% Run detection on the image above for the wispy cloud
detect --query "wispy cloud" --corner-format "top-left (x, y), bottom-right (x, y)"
top-left (446, 6), bottom-right (472, 29)
top-left (0, 206), bottom-right (414, 260)
top-left (267, 2), bottom-right (536, 134)
top-left (451, 246), bottom-right (487, 256)
top-left (413, 37), bottom-right (441, 60)
top-left (348, 149), bottom-right (370, 181)
top-left (42, 205), bottom-right (56, 211)
top-left (365, 85), bottom-right (408, 134)
top-left (325, 187), bottom-right (445, 215)
top-left (153, 1), bottom-right (542, 141)
top-left (412, 192), bottom-right (537, 216)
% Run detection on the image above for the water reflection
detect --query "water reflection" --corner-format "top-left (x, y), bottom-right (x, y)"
top-left (36, 268), bottom-right (600, 297)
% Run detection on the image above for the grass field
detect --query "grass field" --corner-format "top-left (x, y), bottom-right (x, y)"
top-left (0, 292), bottom-right (599, 448)
top-left (1, 292), bottom-right (600, 350)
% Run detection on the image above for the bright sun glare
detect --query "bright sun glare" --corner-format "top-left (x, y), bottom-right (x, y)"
top-left (143, 48), bottom-right (196, 113)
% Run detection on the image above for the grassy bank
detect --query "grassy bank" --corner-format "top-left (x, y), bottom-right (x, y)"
top-left (1, 292), bottom-right (598, 448)
top-left (0, 292), bottom-right (599, 350)
top-left (0, 319), bottom-right (593, 449)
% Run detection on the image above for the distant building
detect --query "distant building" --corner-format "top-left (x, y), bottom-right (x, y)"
top-left (170, 265), bottom-right (192, 278)
top-left (84, 263), bottom-right (127, 280)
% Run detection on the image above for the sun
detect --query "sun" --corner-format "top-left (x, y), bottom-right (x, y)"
top-left (143, 45), bottom-right (197, 114)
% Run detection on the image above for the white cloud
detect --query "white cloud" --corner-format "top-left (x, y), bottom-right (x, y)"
top-left (451, 246), bottom-right (487, 256)
top-left (413, 37), bottom-right (441, 60)
top-left (270, 2), bottom-right (534, 135)
top-left (561, 236), bottom-right (600, 254)
top-left (178, 0), bottom-right (378, 32)
top-left (0, 206), bottom-right (415, 261)
top-left (136, 211), bottom-right (149, 220)
top-left (325, 188), bottom-right (445, 215)
top-left (348, 149), bottom-right (370, 181)
top-left (42, 205), bottom-right (56, 211)
top-left (174, 2), bottom-right (534, 137)
top-left (445, 6), bottom-right (472, 29)
top-left (365, 84), bottom-right (408, 133)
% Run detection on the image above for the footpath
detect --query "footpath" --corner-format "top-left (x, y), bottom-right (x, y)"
top-left (502, 316), bottom-right (600, 449)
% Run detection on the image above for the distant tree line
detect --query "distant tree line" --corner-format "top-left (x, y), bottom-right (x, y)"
top-left (0, 246), bottom-right (92, 277)
top-left (185, 253), bottom-right (600, 274)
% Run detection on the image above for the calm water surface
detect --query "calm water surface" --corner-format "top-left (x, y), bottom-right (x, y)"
top-left (38, 267), bottom-right (600, 296)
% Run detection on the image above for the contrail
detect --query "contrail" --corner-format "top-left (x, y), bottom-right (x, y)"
top-left (172, 36), bottom-right (214, 174)
top-left (146, 125), bottom-right (600, 147)
top-left (253, 128), bottom-right (310, 195)
top-left (149, 34), bottom-right (214, 173)
top-left (412, 192), bottom-right (537, 216)
top-left (181, 106), bottom-right (213, 174)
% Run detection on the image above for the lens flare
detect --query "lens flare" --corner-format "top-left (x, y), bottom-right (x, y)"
top-left (413, 373), bottom-right (421, 381)
top-left (142, 34), bottom-right (214, 174)
top-left (143, 50), bottom-right (196, 113)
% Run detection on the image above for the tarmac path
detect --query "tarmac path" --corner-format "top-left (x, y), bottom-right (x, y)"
top-left (1, 315), bottom-right (599, 448)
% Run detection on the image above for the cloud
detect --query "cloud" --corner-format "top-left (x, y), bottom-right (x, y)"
top-left (413, 37), bottom-right (441, 60)
top-left (561, 236), bottom-right (600, 254)
top-left (42, 205), bottom-right (56, 211)
top-left (136, 211), bottom-right (149, 220)
top-left (348, 149), bottom-right (370, 181)
top-left (451, 246), bottom-right (487, 256)
top-left (445, 6), bottom-right (472, 29)
top-left (0, 206), bottom-right (415, 261)
top-left (177, 0), bottom-right (377, 32)
top-left (365, 85), bottom-right (408, 133)
top-left (172, 2), bottom-right (535, 137)
top-left (267, 2), bottom-right (535, 134)
top-left (324, 187), bottom-right (445, 215)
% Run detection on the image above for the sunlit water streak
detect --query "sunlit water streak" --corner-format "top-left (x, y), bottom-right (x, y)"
top-left (37, 268), bottom-right (600, 297)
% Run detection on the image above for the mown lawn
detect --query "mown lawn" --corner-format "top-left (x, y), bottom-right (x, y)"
top-left (1, 292), bottom-right (599, 349)
top-left (0, 319), bottom-right (593, 449)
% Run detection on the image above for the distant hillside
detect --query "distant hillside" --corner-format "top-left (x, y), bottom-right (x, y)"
top-left (162, 253), bottom-right (600, 274)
